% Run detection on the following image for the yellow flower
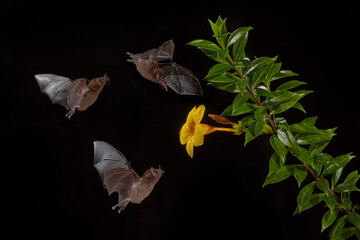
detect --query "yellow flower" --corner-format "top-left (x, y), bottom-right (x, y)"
top-left (179, 105), bottom-right (236, 158)
top-left (179, 105), bottom-right (206, 158)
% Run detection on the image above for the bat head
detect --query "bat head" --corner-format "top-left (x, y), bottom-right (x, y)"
top-left (142, 166), bottom-right (164, 183)
top-left (88, 74), bottom-right (110, 91)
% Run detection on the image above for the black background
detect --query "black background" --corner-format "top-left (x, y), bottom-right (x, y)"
top-left (1, 0), bottom-right (360, 239)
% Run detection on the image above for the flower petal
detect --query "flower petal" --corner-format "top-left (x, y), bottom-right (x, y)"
top-left (186, 106), bottom-right (197, 124)
top-left (186, 138), bottom-right (194, 158)
top-left (193, 124), bottom-right (204, 147)
top-left (179, 123), bottom-right (192, 145)
top-left (193, 105), bottom-right (205, 124)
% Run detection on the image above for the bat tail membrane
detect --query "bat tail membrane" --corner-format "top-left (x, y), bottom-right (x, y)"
top-left (159, 63), bottom-right (203, 96)
top-left (34, 74), bottom-right (72, 110)
top-left (93, 141), bottom-right (132, 181)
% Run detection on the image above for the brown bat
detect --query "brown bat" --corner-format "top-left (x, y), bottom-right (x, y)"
top-left (127, 40), bottom-right (203, 96)
top-left (93, 141), bottom-right (164, 213)
top-left (35, 73), bottom-right (110, 119)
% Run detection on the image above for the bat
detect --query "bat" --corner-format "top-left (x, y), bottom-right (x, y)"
top-left (35, 73), bottom-right (110, 119)
top-left (93, 141), bottom-right (164, 213)
top-left (127, 40), bottom-right (203, 96)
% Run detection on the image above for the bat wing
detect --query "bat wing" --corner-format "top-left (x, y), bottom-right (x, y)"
top-left (94, 141), bottom-right (139, 212)
top-left (34, 74), bottom-right (72, 110)
top-left (153, 40), bottom-right (175, 62)
top-left (159, 62), bottom-right (203, 96)
top-left (93, 141), bottom-right (137, 182)
top-left (127, 40), bottom-right (174, 63)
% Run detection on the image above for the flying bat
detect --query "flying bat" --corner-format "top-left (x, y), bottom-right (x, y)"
top-left (35, 74), bottom-right (110, 119)
top-left (93, 141), bottom-right (164, 213)
top-left (127, 40), bottom-right (203, 96)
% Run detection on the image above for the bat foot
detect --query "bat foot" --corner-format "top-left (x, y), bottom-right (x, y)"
top-left (112, 198), bottom-right (130, 213)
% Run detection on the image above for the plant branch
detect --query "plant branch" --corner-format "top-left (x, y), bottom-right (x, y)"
top-left (227, 54), bottom-right (352, 214)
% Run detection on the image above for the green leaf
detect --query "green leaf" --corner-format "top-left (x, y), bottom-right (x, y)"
top-left (254, 106), bottom-right (267, 137)
top-left (232, 92), bottom-right (250, 115)
top-left (244, 123), bottom-right (256, 146)
top-left (344, 170), bottom-right (360, 185)
top-left (296, 130), bottom-right (336, 145)
top-left (288, 122), bottom-right (322, 134)
top-left (324, 194), bottom-right (337, 212)
top-left (322, 209), bottom-right (339, 232)
top-left (297, 181), bottom-right (316, 213)
top-left (334, 182), bottom-right (360, 193)
top-left (251, 66), bottom-right (268, 89)
top-left (292, 102), bottom-right (306, 113)
top-left (290, 146), bottom-right (314, 168)
top-left (263, 164), bottom-right (298, 187)
top-left (228, 27), bottom-right (252, 62)
top-left (313, 153), bottom-right (334, 165)
top-left (188, 39), bottom-right (221, 51)
top-left (348, 212), bottom-right (360, 230)
top-left (208, 80), bottom-right (241, 93)
top-left (323, 153), bottom-right (355, 176)
top-left (271, 69), bottom-right (298, 81)
top-left (208, 19), bottom-right (219, 37)
top-left (329, 216), bottom-right (347, 240)
top-left (293, 193), bottom-right (326, 215)
top-left (256, 85), bottom-right (274, 97)
top-left (245, 56), bottom-right (277, 76)
top-left (310, 140), bottom-right (330, 157)
top-left (276, 80), bottom-right (306, 91)
top-left (188, 39), bottom-right (228, 63)
top-left (268, 152), bottom-right (283, 174)
top-left (331, 167), bottom-right (344, 190)
top-left (294, 166), bottom-right (307, 187)
top-left (270, 134), bottom-right (288, 164)
top-left (300, 116), bottom-right (318, 126)
top-left (204, 64), bottom-right (232, 80)
top-left (266, 62), bottom-right (282, 83)
top-left (316, 178), bottom-right (330, 193)
top-left (205, 72), bottom-right (239, 83)
top-left (277, 129), bottom-right (297, 148)
top-left (341, 227), bottom-right (360, 239)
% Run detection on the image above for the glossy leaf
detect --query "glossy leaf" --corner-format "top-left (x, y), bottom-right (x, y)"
top-left (348, 212), bottom-right (360, 230)
top-left (322, 209), bottom-right (338, 232)
top-left (293, 193), bottom-right (326, 215)
top-left (244, 56), bottom-right (277, 76)
top-left (297, 181), bottom-right (316, 213)
top-left (323, 153), bottom-right (355, 176)
top-left (277, 129), bottom-right (297, 147)
top-left (294, 166), bottom-right (307, 187)
top-left (329, 216), bottom-right (347, 240)
top-left (229, 27), bottom-right (252, 62)
top-left (271, 69), bottom-right (298, 81)
top-left (204, 64), bottom-right (232, 80)
top-left (254, 106), bottom-right (267, 137)
top-left (270, 134), bottom-right (287, 164)
top-left (188, 39), bottom-right (221, 51)
top-left (331, 167), bottom-right (344, 190)
top-left (276, 80), bottom-right (306, 91)
top-left (316, 178), bottom-right (330, 193)
top-left (290, 146), bottom-right (314, 168)
top-left (263, 164), bottom-right (298, 187)
top-left (324, 194), bottom-right (336, 212)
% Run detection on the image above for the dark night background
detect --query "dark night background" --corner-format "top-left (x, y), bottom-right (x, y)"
top-left (1, 0), bottom-right (360, 239)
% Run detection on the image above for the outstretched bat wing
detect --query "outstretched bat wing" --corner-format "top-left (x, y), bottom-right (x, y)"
top-left (35, 74), bottom-right (72, 110)
top-left (94, 141), bottom-right (136, 182)
top-left (159, 62), bottom-right (203, 96)
top-left (153, 40), bottom-right (175, 62)
top-left (93, 141), bottom-right (139, 211)
top-left (127, 40), bottom-right (175, 63)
